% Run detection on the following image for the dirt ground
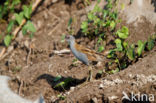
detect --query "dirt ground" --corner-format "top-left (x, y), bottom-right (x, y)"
top-left (0, 0), bottom-right (156, 103)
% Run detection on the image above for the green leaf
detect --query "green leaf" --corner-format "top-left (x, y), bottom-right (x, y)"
top-left (114, 39), bottom-right (123, 51)
top-left (7, 20), bottom-right (14, 33)
top-left (98, 70), bottom-right (103, 74)
top-left (147, 38), bottom-right (155, 51)
top-left (88, 12), bottom-right (95, 20)
top-left (23, 5), bottom-right (32, 19)
top-left (105, 20), bottom-right (111, 27)
top-left (57, 94), bottom-right (66, 100)
top-left (22, 26), bottom-right (27, 35)
top-left (68, 17), bottom-right (72, 27)
top-left (98, 45), bottom-right (104, 52)
top-left (95, 29), bottom-right (98, 35)
top-left (103, 10), bottom-right (108, 19)
top-left (108, 68), bottom-right (119, 74)
top-left (106, 3), bottom-right (113, 9)
top-left (110, 21), bottom-right (115, 30)
top-left (127, 44), bottom-right (135, 60)
top-left (4, 34), bottom-right (12, 47)
top-left (123, 41), bottom-right (128, 49)
top-left (72, 58), bottom-right (78, 63)
top-left (97, 0), bottom-right (101, 3)
top-left (54, 81), bottom-right (65, 88)
top-left (107, 50), bottom-right (115, 58)
top-left (15, 12), bottom-right (23, 25)
top-left (94, 18), bottom-right (101, 25)
top-left (26, 21), bottom-right (36, 32)
top-left (29, 33), bottom-right (34, 38)
top-left (110, 11), bottom-right (118, 20)
top-left (137, 40), bottom-right (146, 56)
top-left (10, 0), bottom-right (21, 12)
top-left (81, 21), bottom-right (88, 29)
top-left (54, 75), bottom-right (62, 82)
top-left (12, 0), bottom-right (21, 5)
top-left (97, 37), bottom-right (103, 44)
top-left (54, 78), bottom-right (72, 88)
top-left (81, 21), bottom-right (88, 34)
top-left (93, 4), bottom-right (101, 12)
top-left (61, 34), bottom-right (65, 42)
top-left (22, 21), bottom-right (36, 35)
top-left (116, 26), bottom-right (129, 39)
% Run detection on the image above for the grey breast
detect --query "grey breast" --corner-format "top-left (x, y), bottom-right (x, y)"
top-left (70, 44), bottom-right (89, 65)
top-left (75, 51), bottom-right (89, 65)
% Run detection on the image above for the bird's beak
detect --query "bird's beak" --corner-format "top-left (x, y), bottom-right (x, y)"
top-left (65, 35), bottom-right (70, 40)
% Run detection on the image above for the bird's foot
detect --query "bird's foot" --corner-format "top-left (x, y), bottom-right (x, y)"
top-left (86, 69), bottom-right (93, 82)
top-left (77, 69), bottom-right (93, 88)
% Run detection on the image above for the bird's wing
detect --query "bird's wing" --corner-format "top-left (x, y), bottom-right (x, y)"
top-left (74, 43), bottom-right (98, 61)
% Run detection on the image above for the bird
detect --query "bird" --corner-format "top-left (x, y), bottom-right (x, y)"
top-left (65, 35), bottom-right (107, 81)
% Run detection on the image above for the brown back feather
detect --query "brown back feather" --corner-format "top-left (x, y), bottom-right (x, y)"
top-left (74, 43), bottom-right (103, 61)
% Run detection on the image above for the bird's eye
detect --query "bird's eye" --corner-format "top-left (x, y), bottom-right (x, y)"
top-left (65, 35), bottom-right (70, 39)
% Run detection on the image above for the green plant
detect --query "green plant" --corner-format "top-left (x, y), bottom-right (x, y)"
top-left (80, 0), bottom-right (156, 74)
top-left (108, 31), bottom-right (156, 71)
top-left (71, 58), bottom-right (78, 66)
top-left (61, 34), bottom-right (66, 43)
top-left (116, 26), bottom-right (129, 39)
top-left (0, 0), bottom-right (21, 19)
top-left (54, 77), bottom-right (73, 89)
top-left (126, 44), bottom-right (135, 60)
top-left (147, 37), bottom-right (155, 51)
top-left (54, 75), bottom-right (62, 82)
top-left (106, 26), bottom-right (129, 70)
top-left (4, 34), bottom-right (12, 47)
top-left (137, 40), bottom-right (146, 56)
top-left (81, 0), bottom-right (118, 52)
top-left (57, 94), bottom-right (66, 100)
top-left (1, 1), bottom-right (36, 47)
top-left (107, 68), bottom-right (119, 74)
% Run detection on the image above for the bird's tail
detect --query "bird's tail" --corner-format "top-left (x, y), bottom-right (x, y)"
top-left (95, 50), bottom-right (110, 61)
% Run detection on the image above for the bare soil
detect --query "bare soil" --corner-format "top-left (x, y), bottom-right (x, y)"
top-left (0, 0), bottom-right (156, 103)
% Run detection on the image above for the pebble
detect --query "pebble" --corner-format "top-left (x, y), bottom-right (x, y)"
top-left (99, 83), bottom-right (104, 89)
top-left (70, 87), bottom-right (75, 91)
top-left (91, 97), bottom-right (98, 103)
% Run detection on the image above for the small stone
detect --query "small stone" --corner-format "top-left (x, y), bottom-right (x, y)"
top-left (91, 97), bottom-right (98, 103)
top-left (96, 61), bottom-right (102, 67)
top-left (99, 83), bottom-right (104, 89)
top-left (108, 96), bottom-right (118, 100)
top-left (24, 40), bottom-right (29, 48)
top-left (70, 87), bottom-right (75, 91)
top-left (64, 71), bottom-right (67, 73)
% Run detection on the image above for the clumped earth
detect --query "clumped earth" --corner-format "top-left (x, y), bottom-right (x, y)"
top-left (0, 0), bottom-right (156, 103)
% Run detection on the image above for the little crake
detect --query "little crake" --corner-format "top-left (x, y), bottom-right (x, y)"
top-left (65, 35), bottom-right (107, 81)
top-left (65, 35), bottom-right (105, 65)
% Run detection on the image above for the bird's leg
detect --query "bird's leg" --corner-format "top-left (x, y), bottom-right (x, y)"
top-left (86, 65), bottom-right (93, 82)
top-left (77, 65), bottom-right (93, 88)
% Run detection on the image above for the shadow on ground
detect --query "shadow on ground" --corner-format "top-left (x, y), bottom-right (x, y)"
top-left (35, 73), bottom-right (86, 92)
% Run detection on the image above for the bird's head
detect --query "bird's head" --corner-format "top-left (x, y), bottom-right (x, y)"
top-left (65, 35), bottom-right (75, 44)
